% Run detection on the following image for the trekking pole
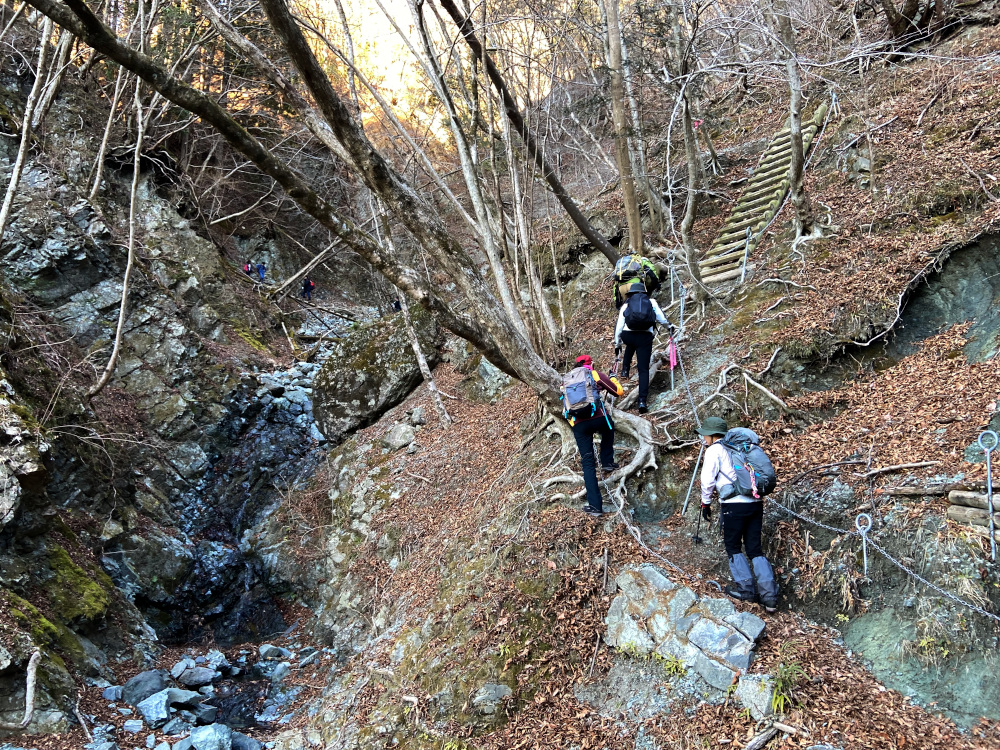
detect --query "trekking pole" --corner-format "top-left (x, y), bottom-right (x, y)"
top-left (979, 430), bottom-right (999, 562)
top-left (680, 442), bottom-right (705, 515)
top-left (692, 502), bottom-right (704, 544)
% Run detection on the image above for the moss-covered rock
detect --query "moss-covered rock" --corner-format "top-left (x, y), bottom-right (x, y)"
top-left (44, 545), bottom-right (111, 625)
top-left (313, 308), bottom-right (441, 445)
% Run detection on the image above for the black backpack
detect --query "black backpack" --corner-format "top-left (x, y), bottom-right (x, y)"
top-left (623, 292), bottom-right (656, 329)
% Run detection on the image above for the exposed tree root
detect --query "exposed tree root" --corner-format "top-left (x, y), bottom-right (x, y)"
top-left (0, 650), bottom-right (41, 731)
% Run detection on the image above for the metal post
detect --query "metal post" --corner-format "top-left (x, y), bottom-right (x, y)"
top-left (678, 283), bottom-right (686, 333)
top-left (855, 513), bottom-right (872, 577)
top-left (739, 227), bottom-right (751, 284)
top-left (979, 430), bottom-right (999, 562)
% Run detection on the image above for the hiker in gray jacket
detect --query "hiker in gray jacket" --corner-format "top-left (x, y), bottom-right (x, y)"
top-left (698, 416), bottom-right (779, 612)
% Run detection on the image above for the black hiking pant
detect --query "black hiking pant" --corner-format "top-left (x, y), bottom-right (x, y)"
top-left (571, 410), bottom-right (615, 512)
top-left (721, 501), bottom-right (765, 559)
top-left (620, 330), bottom-right (654, 403)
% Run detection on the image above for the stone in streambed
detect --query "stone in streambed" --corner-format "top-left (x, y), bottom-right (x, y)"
top-left (123, 670), bottom-right (168, 707)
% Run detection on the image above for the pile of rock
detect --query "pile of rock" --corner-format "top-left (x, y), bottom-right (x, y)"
top-left (254, 364), bottom-right (326, 445)
top-left (86, 649), bottom-right (262, 750)
top-left (605, 563), bottom-right (775, 717)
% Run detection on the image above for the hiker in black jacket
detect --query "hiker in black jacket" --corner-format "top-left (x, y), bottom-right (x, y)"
top-left (613, 283), bottom-right (670, 413)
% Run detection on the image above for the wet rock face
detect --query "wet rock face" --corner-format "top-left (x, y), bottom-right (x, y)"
top-left (887, 233), bottom-right (1000, 362)
top-left (313, 309), bottom-right (440, 445)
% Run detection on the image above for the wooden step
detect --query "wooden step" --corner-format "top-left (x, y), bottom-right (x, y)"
top-left (751, 159), bottom-right (793, 182)
top-left (716, 219), bottom-right (770, 246)
top-left (949, 490), bottom-right (998, 511)
top-left (700, 250), bottom-right (745, 269)
top-left (739, 182), bottom-right (788, 206)
top-left (710, 236), bottom-right (752, 256)
top-left (718, 214), bottom-right (766, 238)
top-left (730, 194), bottom-right (780, 218)
top-left (947, 505), bottom-right (1000, 527)
top-left (744, 171), bottom-right (789, 195)
top-left (699, 261), bottom-right (742, 277)
top-left (702, 267), bottom-right (743, 285)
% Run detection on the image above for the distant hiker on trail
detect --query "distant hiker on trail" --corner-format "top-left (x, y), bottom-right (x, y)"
top-left (697, 416), bottom-right (780, 613)
top-left (302, 276), bottom-right (315, 301)
top-left (244, 260), bottom-right (254, 277)
top-left (614, 282), bottom-right (671, 414)
top-left (561, 355), bottom-right (624, 518)
top-left (612, 252), bottom-right (660, 309)
top-left (256, 262), bottom-right (266, 282)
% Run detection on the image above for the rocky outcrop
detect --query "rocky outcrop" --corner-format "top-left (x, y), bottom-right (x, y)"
top-left (605, 564), bottom-right (766, 689)
top-left (313, 309), bottom-right (440, 444)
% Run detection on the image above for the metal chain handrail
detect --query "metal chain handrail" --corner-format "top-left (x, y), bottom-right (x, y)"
top-left (768, 496), bottom-right (1000, 626)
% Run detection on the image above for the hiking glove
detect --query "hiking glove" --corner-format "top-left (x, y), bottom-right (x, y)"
top-left (615, 345), bottom-right (622, 356)
top-left (701, 503), bottom-right (712, 522)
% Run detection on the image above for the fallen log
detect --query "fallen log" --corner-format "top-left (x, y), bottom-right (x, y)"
top-left (948, 491), bottom-right (997, 511)
top-left (946, 505), bottom-right (1000, 527)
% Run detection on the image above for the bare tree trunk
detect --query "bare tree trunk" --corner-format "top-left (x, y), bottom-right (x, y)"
top-left (500, 109), bottom-right (559, 351)
top-left (0, 16), bottom-right (52, 246)
top-left (398, 290), bottom-right (450, 426)
top-left (406, 0), bottom-right (527, 338)
top-left (679, 91), bottom-right (705, 297)
top-left (437, 0), bottom-right (620, 264)
top-left (330, 0), bottom-right (357, 108)
top-left (88, 65), bottom-right (125, 200)
top-left (620, 24), bottom-right (667, 236)
top-left (32, 26), bottom-right (73, 128)
top-left (598, 0), bottom-right (642, 255)
top-left (773, 0), bottom-right (814, 238)
top-left (0, 3), bottom-right (26, 43)
top-left (89, 2), bottom-right (152, 398)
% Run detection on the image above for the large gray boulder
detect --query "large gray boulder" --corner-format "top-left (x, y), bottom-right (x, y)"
top-left (313, 308), bottom-right (440, 444)
top-left (605, 564), bottom-right (766, 690)
top-left (136, 688), bottom-right (204, 728)
top-left (122, 670), bottom-right (168, 707)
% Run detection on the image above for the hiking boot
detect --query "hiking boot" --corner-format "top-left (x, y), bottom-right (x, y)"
top-left (601, 462), bottom-right (620, 473)
top-left (761, 600), bottom-right (778, 614)
top-left (582, 505), bottom-right (607, 517)
top-left (620, 367), bottom-right (630, 380)
top-left (637, 401), bottom-right (648, 414)
top-left (724, 584), bottom-right (757, 603)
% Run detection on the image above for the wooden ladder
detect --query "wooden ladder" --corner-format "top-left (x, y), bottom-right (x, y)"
top-left (698, 102), bottom-right (829, 286)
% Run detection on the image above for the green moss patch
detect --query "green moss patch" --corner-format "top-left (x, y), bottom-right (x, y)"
top-left (45, 545), bottom-right (111, 624)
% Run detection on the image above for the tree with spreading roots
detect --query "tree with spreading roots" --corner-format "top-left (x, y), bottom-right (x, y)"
top-left (21, 0), bottom-right (657, 485)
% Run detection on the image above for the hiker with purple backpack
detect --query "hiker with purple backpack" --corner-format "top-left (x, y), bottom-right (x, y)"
top-left (613, 282), bottom-right (672, 414)
top-left (561, 355), bottom-right (624, 517)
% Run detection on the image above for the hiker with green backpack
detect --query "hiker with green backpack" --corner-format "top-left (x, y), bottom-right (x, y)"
top-left (697, 417), bottom-right (780, 612)
top-left (612, 253), bottom-right (661, 309)
top-left (613, 282), bottom-right (672, 413)
top-left (561, 355), bottom-right (624, 517)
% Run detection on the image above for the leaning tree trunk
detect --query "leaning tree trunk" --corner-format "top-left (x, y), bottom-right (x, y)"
top-left (774, 0), bottom-right (814, 239)
top-left (599, 0), bottom-right (643, 256)
top-left (0, 16), bottom-right (53, 246)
